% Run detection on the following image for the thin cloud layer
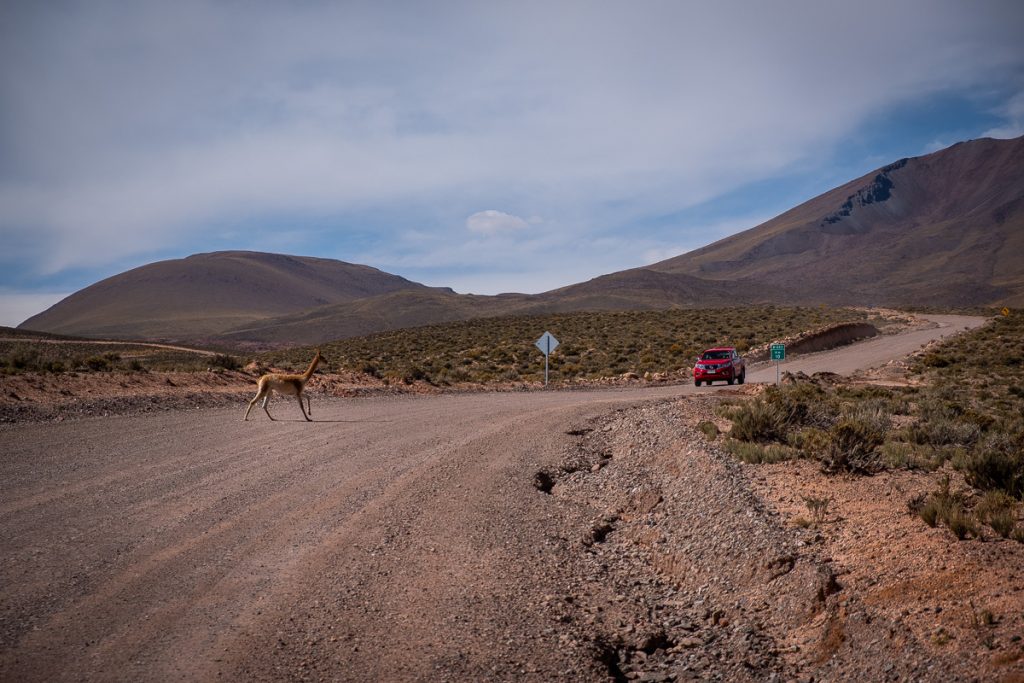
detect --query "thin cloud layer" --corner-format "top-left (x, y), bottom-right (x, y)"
top-left (1, 0), bottom-right (1022, 311)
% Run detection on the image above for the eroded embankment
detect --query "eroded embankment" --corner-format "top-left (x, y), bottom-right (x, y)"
top-left (535, 395), bottom-right (973, 682)
top-left (748, 322), bottom-right (879, 363)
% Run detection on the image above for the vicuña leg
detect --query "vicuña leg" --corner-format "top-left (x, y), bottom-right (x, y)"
top-left (243, 387), bottom-right (267, 421)
top-left (296, 394), bottom-right (311, 421)
top-left (262, 394), bottom-right (275, 420)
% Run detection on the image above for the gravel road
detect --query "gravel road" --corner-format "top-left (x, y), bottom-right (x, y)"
top-left (0, 315), bottom-right (986, 681)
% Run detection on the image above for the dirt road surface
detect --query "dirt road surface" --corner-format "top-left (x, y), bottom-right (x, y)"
top-left (0, 315), bottom-right (989, 681)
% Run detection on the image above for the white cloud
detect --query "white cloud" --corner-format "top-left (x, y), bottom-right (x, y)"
top-left (1, 1), bottom-right (1022, 295)
top-left (983, 90), bottom-right (1024, 139)
top-left (922, 139), bottom-right (953, 154)
top-left (466, 210), bottom-right (530, 235)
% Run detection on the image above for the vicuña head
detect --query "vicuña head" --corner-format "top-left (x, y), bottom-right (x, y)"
top-left (243, 348), bottom-right (324, 422)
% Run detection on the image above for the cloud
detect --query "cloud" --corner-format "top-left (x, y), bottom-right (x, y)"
top-left (983, 90), bottom-right (1024, 139)
top-left (466, 210), bottom-right (530, 235)
top-left (1, 1), bottom-right (1023, 295)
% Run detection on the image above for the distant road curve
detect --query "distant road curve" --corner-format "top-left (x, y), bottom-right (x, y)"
top-left (744, 314), bottom-right (988, 383)
top-left (0, 337), bottom-right (218, 356)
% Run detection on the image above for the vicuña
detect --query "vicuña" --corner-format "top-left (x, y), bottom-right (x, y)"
top-left (243, 349), bottom-right (323, 422)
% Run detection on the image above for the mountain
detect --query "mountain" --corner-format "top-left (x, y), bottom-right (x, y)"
top-left (19, 137), bottom-right (1023, 346)
top-left (19, 251), bottom-right (431, 340)
top-left (649, 136), bottom-right (1024, 307)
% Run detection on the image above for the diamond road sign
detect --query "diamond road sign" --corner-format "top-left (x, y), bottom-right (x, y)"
top-left (770, 344), bottom-right (786, 361)
top-left (535, 331), bottom-right (559, 356)
top-left (536, 332), bottom-right (559, 387)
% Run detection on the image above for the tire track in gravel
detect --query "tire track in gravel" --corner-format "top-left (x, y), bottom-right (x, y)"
top-left (3, 392), bottom-right (658, 681)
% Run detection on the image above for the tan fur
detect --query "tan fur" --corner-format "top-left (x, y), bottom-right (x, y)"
top-left (243, 349), bottom-right (322, 422)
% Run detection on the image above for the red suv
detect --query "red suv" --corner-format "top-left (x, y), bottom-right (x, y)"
top-left (693, 347), bottom-right (746, 386)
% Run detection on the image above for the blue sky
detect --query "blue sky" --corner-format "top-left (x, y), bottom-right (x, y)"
top-left (2, 1), bottom-right (1023, 326)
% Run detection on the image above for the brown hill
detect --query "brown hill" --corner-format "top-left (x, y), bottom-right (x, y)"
top-left (19, 251), bottom-right (430, 340)
top-left (650, 136), bottom-right (1024, 307)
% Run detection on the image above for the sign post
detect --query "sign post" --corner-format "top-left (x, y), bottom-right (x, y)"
top-left (535, 331), bottom-right (559, 387)
top-left (770, 343), bottom-right (786, 386)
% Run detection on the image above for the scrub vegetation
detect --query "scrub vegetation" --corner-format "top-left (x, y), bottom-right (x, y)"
top-left (720, 311), bottom-right (1023, 541)
top-left (261, 307), bottom-right (874, 385)
top-left (0, 337), bottom-right (239, 374)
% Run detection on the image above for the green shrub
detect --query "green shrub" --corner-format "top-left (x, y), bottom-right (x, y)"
top-left (787, 427), bottom-right (830, 454)
top-left (947, 507), bottom-right (979, 540)
top-left (880, 441), bottom-right (940, 470)
top-left (802, 495), bottom-right (832, 526)
top-left (211, 354), bottom-right (241, 371)
top-left (84, 355), bottom-right (111, 371)
top-left (697, 420), bottom-right (720, 441)
top-left (918, 476), bottom-right (979, 540)
top-left (725, 439), bottom-right (797, 464)
top-left (728, 399), bottom-right (789, 443)
top-left (988, 510), bottom-right (1016, 538)
top-left (904, 417), bottom-right (982, 448)
top-left (975, 490), bottom-right (1016, 520)
top-left (820, 409), bottom-right (887, 474)
top-left (961, 434), bottom-right (1024, 498)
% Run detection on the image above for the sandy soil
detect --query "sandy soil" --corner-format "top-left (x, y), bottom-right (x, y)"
top-left (3, 314), bottom-right (1017, 682)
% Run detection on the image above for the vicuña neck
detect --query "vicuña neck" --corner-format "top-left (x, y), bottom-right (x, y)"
top-left (302, 353), bottom-right (320, 381)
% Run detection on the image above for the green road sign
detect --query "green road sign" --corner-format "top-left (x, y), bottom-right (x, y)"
top-left (770, 344), bottom-right (785, 361)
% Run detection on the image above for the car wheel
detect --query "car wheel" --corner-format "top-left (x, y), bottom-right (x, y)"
top-left (727, 377), bottom-right (735, 385)
top-left (738, 369), bottom-right (745, 385)
top-left (694, 380), bottom-right (701, 387)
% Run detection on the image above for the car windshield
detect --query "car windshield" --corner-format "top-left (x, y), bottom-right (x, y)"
top-left (701, 350), bottom-right (731, 360)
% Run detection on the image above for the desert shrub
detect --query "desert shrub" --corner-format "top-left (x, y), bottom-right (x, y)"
top-left (697, 420), bottom-right (719, 440)
top-left (819, 408), bottom-right (888, 474)
top-left (919, 476), bottom-right (979, 540)
top-left (8, 350), bottom-right (39, 370)
top-left (786, 427), bottom-right (830, 454)
top-left (904, 416), bottom-right (983, 448)
top-left (84, 355), bottom-right (111, 371)
top-left (41, 360), bottom-right (66, 373)
top-left (725, 439), bottom-right (798, 464)
top-left (960, 433), bottom-right (1024, 499)
top-left (946, 507), bottom-right (980, 540)
top-left (988, 509), bottom-right (1016, 539)
top-left (211, 354), bottom-right (241, 371)
top-left (728, 399), bottom-right (789, 443)
top-left (880, 441), bottom-right (943, 471)
top-left (975, 490), bottom-right (1017, 522)
top-left (802, 495), bottom-right (832, 525)
top-left (768, 382), bottom-right (831, 427)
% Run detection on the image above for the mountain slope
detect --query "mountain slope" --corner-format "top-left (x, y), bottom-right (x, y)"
top-left (215, 289), bottom-right (535, 347)
top-left (213, 269), bottom-right (768, 347)
top-left (650, 136), bottom-right (1024, 306)
top-left (20, 251), bottom-right (430, 339)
